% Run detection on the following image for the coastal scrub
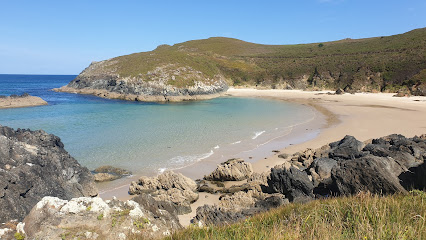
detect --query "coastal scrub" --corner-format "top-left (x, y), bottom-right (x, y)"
top-left (167, 191), bottom-right (426, 240)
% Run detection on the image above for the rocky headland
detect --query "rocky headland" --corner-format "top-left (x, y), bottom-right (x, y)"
top-left (1, 130), bottom-right (425, 239)
top-left (0, 93), bottom-right (47, 109)
top-left (54, 62), bottom-right (229, 102)
top-left (54, 28), bottom-right (425, 102)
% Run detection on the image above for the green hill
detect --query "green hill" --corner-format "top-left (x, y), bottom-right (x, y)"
top-left (111, 28), bottom-right (425, 91)
top-left (59, 28), bottom-right (426, 100)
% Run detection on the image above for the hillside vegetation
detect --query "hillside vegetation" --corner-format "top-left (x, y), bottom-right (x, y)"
top-left (106, 28), bottom-right (425, 93)
top-left (166, 191), bottom-right (426, 240)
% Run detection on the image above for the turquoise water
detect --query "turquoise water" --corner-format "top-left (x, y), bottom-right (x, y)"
top-left (0, 74), bottom-right (317, 176)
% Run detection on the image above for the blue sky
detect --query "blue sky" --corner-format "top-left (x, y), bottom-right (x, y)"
top-left (1, 0), bottom-right (425, 74)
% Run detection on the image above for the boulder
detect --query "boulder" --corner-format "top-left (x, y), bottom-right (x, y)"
top-left (309, 158), bottom-right (337, 186)
top-left (335, 88), bottom-right (344, 94)
top-left (0, 126), bottom-right (97, 223)
top-left (328, 135), bottom-right (365, 160)
top-left (204, 158), bottom-right (253, 181)
top-left (129, 171), bottom-right (198, 214)
top-left (267, 166), bottom-right (314, 203)
top-left (399, 161), bottom-right (426, 190)
top-left (129, 171), bottom-right (197, 194)
top-left (329, 156), bottom-right (407, 195)
top-left (17, 196), bottom-right (181, 239)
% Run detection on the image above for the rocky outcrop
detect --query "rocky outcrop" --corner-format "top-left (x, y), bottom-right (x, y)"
top-left (194, 205), bottom-right (248, 226)
top-left (328, 135), bottom-right (365, 160)
top-left (0, 93), bottom-right (47, 109)
top-left (329, 155), bottom-right (407, 195)
top-left (14, 196), bottom-right (181, 240)
top-left (204, 158), bottom-right (253, 181)
top-left (55, 62), bottom-right (229, 102)
top-left (0, 126), bottom-right (97, 223)
top-left (129, 171), bottom-right (198, 214)
top-left (92, 166), bottom-right (132, 182)
top-left (267, 134), bottom-right (426, 201)
top-left (267, 166), bottom-right (314, 203)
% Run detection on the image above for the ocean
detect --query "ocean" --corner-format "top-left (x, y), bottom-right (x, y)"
top-left (0, 74), bottom-right (320, 179)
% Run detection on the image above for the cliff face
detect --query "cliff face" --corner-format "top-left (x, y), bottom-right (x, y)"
top-left (0, 126), bottom-right (98, 223)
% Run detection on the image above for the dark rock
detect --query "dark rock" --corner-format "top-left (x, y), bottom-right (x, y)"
top-left (309, 158), bottom-right (337, 187)
top-left (194, 205), bottom-right (248, 226)
top-left (310, 158), bottom-right (337, 179)
top-left (335, 88), bottom-right (344, 95)
top-left (363, 143), bottom-right (392, 157)
top-left (197, 183), bottom-right (217, 194)
top-left (411, 82), bottom-right (426, 96)
top-left (267, 166), bottom-right (314, 203)
top-left (278, 153), bottom-right (289, 159)
top-left (329, 155), bottom-right (407, 195)
top-left (0, 126), bottom-right (97, 223)
top-left (399, 161), bottom-right (426, 190)
top-left (254, 194), bottom-right (289, 210)
top-left (329, 135), bottom-right (365, 160)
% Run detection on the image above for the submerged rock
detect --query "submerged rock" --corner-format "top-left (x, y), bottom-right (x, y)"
top-left (0, 126), bottom-right (97, 223)
top-left (92, 165), bottom-right (132, 182)
top-left (204, 158), bottom-right (253, 181)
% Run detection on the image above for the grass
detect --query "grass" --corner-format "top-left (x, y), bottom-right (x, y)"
top-left (98, 28), bottom-right (426, 91)
top-left (166, 191), bottom-right (426, 240)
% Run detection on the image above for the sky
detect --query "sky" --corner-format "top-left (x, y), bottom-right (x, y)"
top-left (0, 0), bottom-right (425, 74)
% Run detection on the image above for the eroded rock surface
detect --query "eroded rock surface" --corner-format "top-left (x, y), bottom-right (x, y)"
top-left (129, 171), bottom-right (198, 214)
top-left (0, 126), bottom-right (97, 223)
top-left (19, 196), bottom-right (181, 240)
top-left (204, 158), bottom-right (253, 181)
top-left (267, 166), bottom-right (314, 203)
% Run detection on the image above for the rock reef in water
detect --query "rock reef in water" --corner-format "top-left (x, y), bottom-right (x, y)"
top-left (0, 93), bottom-right (47, 109)
top-left (0, 126), bottom-right (98, 223)
top-left (92, 165), bottom-right (132, 182)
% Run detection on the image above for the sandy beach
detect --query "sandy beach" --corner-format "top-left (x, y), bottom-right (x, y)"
top-left (226, 88), bottom-right (426, 174)
top-left (176, 88), bottom-right (426, 226)
top-left (97, 88), bottom-right (426, 226)
top-left (0, 95), bottom-right (47, 109)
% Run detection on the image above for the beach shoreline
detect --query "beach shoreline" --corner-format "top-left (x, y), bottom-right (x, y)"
top-left (97, 92), bottom-right (326, 200)
top-left (97, 88), bottom-right (426, 225)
